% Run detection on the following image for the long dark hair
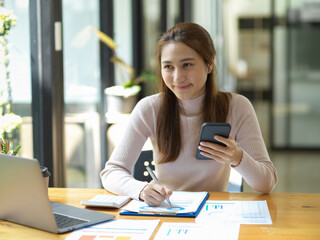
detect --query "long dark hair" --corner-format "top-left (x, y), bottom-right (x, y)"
top-left (155, 22), bottom-right (231, 164)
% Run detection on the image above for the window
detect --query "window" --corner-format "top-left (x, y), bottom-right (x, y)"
top-left (3, 0), bottom-right (33, 158)
top-left (62, 0), bottom-right (101, 187)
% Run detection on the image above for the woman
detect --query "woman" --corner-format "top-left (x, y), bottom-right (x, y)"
top-left (100, 22), bottom-right (277, 206)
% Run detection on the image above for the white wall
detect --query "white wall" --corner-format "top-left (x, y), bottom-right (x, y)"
top-left (114, 0), bottom-right (133, 85)
top-left (223, 0), bottom-right (271, 71)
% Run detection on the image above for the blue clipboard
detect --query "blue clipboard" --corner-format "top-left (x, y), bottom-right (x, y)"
top-left (120, 192), bottom-right (209, 218)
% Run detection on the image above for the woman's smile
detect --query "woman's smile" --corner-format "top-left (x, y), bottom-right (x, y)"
top-left (161, 42), bottom-right (211, 100)
top-left (174, 83), bottom-right (192, 90)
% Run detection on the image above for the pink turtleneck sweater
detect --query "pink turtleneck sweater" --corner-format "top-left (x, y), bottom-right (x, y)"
top-left (100, 93), bottom-right (277, 200)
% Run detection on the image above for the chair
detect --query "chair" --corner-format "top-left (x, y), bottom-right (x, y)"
top-left (227, 168), bottom-right (243, 192)
top-left (133, 150), bottom-right (243, 192)
top-left (133, 150), bottom-right (154, 182)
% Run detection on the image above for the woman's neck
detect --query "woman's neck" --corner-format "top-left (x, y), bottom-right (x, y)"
top-left (178, 94), bottom-right (205, 116)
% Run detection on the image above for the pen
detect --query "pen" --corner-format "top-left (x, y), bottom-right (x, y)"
top-left (138, 209), bottom-right (177, 215)
top-left (145, 166), bottom-right (172, 207)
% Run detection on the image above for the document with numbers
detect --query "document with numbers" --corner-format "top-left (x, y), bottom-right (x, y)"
top-left (121, 191), bottom-right (209, 217)
top-left (196, 200), bottom-right (272, 224)
top-left (154, 222), bottom-right (240, 240)
top-left (65, 219), bottom-right (160, 240)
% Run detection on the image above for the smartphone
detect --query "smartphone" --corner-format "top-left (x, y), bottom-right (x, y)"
top-left (196, 122), bottom-right (231, 160)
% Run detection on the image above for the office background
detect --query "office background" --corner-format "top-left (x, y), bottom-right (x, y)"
top-left (2, 0), bottom-right (320, 192)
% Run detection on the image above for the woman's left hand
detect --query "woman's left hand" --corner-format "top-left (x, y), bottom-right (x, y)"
top-left (198, 134), bottom-right (243, 166)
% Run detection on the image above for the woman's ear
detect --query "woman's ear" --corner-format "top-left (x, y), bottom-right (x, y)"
top-left (207, 57), bottom-right (215, 74)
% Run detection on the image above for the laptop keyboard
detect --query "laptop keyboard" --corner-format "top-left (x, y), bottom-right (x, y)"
top-left (54, 213), bottom-right (88, 229)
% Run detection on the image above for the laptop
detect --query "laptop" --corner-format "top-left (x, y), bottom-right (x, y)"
top-left (0, 153), bottom-right (115, 233)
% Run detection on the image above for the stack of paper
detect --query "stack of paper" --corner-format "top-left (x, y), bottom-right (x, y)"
top-left (65, 219), bottom-right (160, 240)
top-left (67, 196), bottom-right (272, 240)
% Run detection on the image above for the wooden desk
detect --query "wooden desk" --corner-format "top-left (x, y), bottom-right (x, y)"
top-left (1, 188), bottom-right (320, 239)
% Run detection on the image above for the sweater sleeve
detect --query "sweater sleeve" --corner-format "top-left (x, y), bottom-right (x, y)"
top-left (100, 96), bottom-right (156, 200)
top-left (229, 94), bottom-right (278, 193)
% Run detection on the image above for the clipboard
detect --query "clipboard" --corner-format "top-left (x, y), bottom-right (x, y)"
top-left (120, 191), bottom-right (209, 218)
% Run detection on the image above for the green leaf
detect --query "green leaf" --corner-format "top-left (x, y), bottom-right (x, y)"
top-left (123, 80), bottom-right (134, 88)
top-left (12, 145), bottom-right (21, 156)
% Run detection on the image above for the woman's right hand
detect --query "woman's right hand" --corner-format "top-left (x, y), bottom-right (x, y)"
top-left (139, 180), bottom-right (172, 207)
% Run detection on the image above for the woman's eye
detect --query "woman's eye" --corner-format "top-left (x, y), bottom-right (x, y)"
top-left (163, 65), bottom-right (173, 69)
top-left (184, 63), bottom-right (192, 67)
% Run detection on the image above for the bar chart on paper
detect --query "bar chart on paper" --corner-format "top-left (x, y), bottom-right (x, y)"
top-left (196, 200), bottom-right (272, 224)
top-left (154, 222), bottom-right (240, 240)
top-left (159, 224), bottom-right (200, 239)
top-left (166, 226), bottom-right (189, 236)
top-left (64, 219), bottom-right (160, 240)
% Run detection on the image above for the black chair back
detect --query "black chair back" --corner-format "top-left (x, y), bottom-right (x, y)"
top-left (133, 150), bottom-right (154, 182)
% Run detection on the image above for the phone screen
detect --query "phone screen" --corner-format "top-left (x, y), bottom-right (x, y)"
top-left (196, 122), bottom-right (231, 160)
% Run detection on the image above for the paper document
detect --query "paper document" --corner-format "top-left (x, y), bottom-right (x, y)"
top-left (196, 200), bottom-right (272, 224)
top-left (154, 222), bottom-right (240, 240)
top-left (65, 219), bottom-right (160, 240)
top-left (121, 191), bottom-right (208, 215)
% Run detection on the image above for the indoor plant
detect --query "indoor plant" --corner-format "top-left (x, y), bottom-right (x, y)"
top-left (0, 5), bottom-right (22, 152)
top-left (90, 26), bottom-right (156, 113)
top-left (0, 138), bottom-right (20, 155)
top-left (76, 25), bottom-right (155, 113)
top-left (0, 5), bottom-right (49, 186)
